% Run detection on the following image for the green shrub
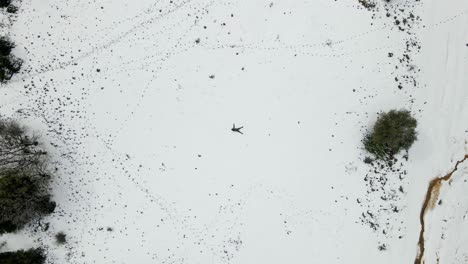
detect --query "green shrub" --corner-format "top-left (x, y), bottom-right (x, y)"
top-left (364, 109), bottom-right (417, 159)
top-left (0, 248), bottom-right (46, 264)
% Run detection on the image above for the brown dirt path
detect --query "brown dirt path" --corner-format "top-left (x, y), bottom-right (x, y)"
top-left (414, 154), bottom-right (468, 264)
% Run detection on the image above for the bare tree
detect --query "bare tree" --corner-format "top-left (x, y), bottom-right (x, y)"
top-left (0, 119), bottom-right (55, 233)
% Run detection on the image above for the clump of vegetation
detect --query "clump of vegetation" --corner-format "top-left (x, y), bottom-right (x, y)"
top-left (55, 231), bottom-right (67, 245)
top-left (358, 0), bottom-right (376, 9)
top-left (0, 0), bottom-right (17, 13)
top-left (363, 156), bottom-right (373, 164)
top-left (0, 55), bottom-right (22, 82)
top-left (0, 220), bottom-right (18, 233)
top-left (364, 109), bottom-right (417, 160)
top-left (0, 37), bottom-right (22, 83)
top-left (0, 119), bottom-right (55, 234)
top-left (0, 248), bottom-right (46, 264)
top-left (0, 0), bottom-right (11, 8)
top-left (6, 4), bottom-right (17, 13)
top-left (0, 37), bottom-right (14, 56)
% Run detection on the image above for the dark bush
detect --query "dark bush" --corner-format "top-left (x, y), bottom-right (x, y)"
top-left (364, 109), bottom-right (417, 159)
top-left (0, 37), bottom-right (21, 83)
top-left (0, 220), bottom-right (18, 233)
top-left (0, 0), bottom-right (11, 8)
top-left (358, 0), bottom-right (376, 9)
top-left (0, 248), bottom-right (46, 264)
top-left (0, 171), bottom-right (56, 231)
top-left (0, 37), bottom-right (14, 56)
top-left (0, 119), bottom-right (55, 234)
top-left (55, 231), bottom-right (67, 245)
top-left (6, 5), bottom-right (17, 13)
top-left (363, 156), bottom-right (373, 164)
top-left (0, 55), bottom-right (22, 83)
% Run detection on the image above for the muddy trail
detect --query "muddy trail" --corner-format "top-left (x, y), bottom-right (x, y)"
top-left (414, 154), bottom-right (468, 264)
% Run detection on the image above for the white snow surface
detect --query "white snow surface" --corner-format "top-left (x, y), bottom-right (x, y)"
top-left (0, 0), bottom-right (467, 263)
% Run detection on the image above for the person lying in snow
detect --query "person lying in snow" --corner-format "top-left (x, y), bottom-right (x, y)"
top-left (231, 124), bottom-right (244, 134)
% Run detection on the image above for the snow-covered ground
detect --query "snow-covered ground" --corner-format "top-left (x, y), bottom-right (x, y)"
top-left (0, 0), bottom-right (467, 263)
